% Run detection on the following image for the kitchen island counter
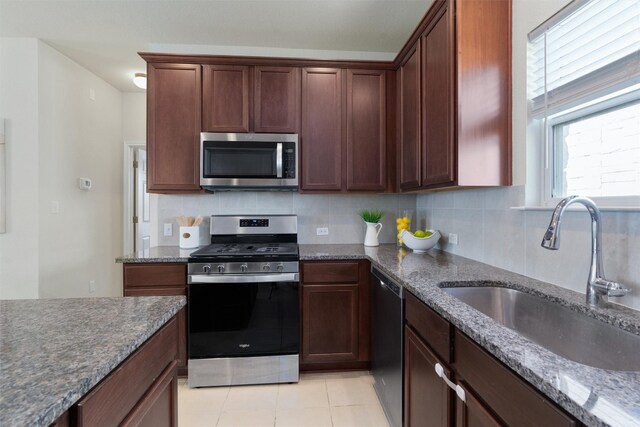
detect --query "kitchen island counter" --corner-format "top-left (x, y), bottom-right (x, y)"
top-left (0, 295), bottom-right (185, 426)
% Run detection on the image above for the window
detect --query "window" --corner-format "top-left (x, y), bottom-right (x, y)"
top-left (528, 0), bottom-right (640, 206)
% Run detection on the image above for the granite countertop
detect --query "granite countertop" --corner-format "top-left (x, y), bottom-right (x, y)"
top-left (116, 244), bottom-right (640, 426)
top-left (0, 295), bottom-right (186, 427)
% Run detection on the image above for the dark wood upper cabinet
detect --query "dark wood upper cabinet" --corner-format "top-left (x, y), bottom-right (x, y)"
top-left (396, 0), bottom-right (511, 191)
top-left (254, 66), bottom-right (300, 133)
top-left (301, 68), bottom-right (387, 193)
top-left (456, 0), bottom-right (512, 187)
top-left (202, 65), bottom-right (250, 132)
top-left (399, 42), bottom-right (422, 190)
top-left (346, 69), bottom-right (386, 191)
top-left (147, 63), bottom-right (201, 193)
top-left (300, 68), bottom-right (344, 191)
top-left (421, 4), bottom-right (455, 187)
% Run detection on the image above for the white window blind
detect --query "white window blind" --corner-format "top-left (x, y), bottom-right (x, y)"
top-left (528, 0), bottom-right (640, 118)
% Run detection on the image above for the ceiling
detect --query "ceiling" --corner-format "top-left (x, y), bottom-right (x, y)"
top-left (0, 0), bottom-right (431, 92)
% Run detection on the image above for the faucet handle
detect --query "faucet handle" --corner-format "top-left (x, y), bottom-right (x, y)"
top-left (594, 278), bottom-right (631, 298)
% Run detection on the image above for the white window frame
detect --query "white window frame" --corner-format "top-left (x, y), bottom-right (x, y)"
top-left (530, 0), bottom-right (640, 209)
top-left (542, 88), bottom-right (640, 208)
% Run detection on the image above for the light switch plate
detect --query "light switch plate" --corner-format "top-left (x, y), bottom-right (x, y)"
top-left (164, 223), bottom-right (173, 236)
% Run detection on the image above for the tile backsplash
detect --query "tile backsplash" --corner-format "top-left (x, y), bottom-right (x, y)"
top-left (417, 186), bottom-right (640, 311)
top-left (156, 192), bottom-right (417, 246)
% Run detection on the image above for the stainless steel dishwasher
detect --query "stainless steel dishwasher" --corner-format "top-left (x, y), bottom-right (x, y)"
top-left (371, 267), bottom-right (404, 427)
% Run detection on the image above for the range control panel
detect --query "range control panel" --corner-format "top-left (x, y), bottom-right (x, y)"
top-left (240, 219), bottom-right (269, 227)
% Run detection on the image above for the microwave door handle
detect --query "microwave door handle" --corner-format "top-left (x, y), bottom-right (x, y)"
top-left (276, 143), bottom-right (283, 178)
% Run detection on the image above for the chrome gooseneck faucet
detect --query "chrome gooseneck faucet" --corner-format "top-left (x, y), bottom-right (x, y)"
top-left (541, 195), bottom-right (631, 307)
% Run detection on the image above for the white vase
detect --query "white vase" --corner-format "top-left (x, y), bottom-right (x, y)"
top-left (364, 222), bottom-right (383, 247)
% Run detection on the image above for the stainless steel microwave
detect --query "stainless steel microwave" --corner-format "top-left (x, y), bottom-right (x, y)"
top-left (200, 132), bottom-right (298, 191)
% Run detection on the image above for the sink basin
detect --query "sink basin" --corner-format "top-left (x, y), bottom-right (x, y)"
top-left (442, 286), bottom-right (640, 371)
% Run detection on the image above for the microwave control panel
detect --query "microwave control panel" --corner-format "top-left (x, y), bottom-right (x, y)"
top-left (284, 145), bottom-right (296, 178)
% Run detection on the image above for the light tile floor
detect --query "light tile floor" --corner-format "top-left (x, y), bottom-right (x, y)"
top-left (178, 371), bottom-right (390, 427)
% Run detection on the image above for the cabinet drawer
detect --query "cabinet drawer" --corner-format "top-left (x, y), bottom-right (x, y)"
top-left (405, 291), bottom-right (452, 363)
top-left (454, 331), bottom-right (578, 427)
top-left (302, 262), bottom-right (359, 283)
top-left (123, 264), bottom-right (186, 288)
top-left (76, 317), bottom-right (179, 427)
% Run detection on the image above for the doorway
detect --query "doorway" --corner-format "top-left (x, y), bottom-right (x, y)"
top-left (123, 143), bottom-right (151, 254)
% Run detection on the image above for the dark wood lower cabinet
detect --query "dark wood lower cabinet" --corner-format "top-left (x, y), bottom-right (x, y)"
top-left (455, 384), bottom-right (502, 427)
top-left (404, 326), bottom-right (452, 427)
top-left (300, 260), bottom-right (371, 371)
top-left (49, 316), bottom-right (179, 427)
top-left (404, 290), bottom-right (580, 427)
top-left (123, 263), bottom-right (188, 376)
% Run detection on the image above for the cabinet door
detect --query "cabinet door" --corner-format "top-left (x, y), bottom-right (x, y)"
top-left (456, 385), bottom-right (503, 427)
top-left (302, 283), bottom-right (359, 363)
top-left (202, 65), bottom-right (250, 132)
top-left (404, 326), bottom-right (452, 427)
top-left (121, 361), bottom-right (178, 427)
top-left (454, 331), bottom-right (578, 427)
top-left (147, 63), bottom-right (201, 192)
top-left (300, 68), bottom-right (344, 191)
top-left (399, 43), bottom-right (422, 191)
top-left (421, 4), bottom-right (455, 188)
top-left (346, 69), bottom-right (386, 191)
top-left (254, 66), bottom-right (300, 133)
top-left (123, 264), bottom-right (188, 376)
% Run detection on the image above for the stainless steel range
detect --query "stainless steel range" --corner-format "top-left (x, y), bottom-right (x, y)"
top-left (187, 215), bottom-right (299, 388)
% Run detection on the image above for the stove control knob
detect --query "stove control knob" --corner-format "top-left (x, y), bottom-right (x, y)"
top-left (276, 263), bottom-right (284, 272)
top-left (217, 264), bottom-right (225, 273)
top-left (202, 264), bottom-right (211, 274)
top-left (240, 263), bottom-right (249, 273)
top-left (262, 264), bottom-right (271, 272)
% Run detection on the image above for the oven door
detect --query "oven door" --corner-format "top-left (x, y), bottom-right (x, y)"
top-left (188, 274), bottom-right (300, 359)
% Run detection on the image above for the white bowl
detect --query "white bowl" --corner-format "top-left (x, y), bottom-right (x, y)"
top-left (400, 229), bottom-right (441, 253)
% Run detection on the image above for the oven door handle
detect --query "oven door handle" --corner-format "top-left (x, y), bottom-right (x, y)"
top-left (188, 273), bottom-right (299, 284)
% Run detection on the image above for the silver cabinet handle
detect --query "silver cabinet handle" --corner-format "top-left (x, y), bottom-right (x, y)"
top-left (434, 363), bottom-right (466, 403)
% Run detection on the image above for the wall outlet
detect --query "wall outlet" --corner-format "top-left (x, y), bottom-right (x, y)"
top-left (89, 88), bottom-right (96, 100)
top-left (164, 223), bottom-right (173, 236)
top-left (448, 233), bottom-right (458, 245)
top-left (50, 200), bottom-right (60, 214)
top-left (316, 227), bottom-right (329, 236)
top-left (89, 280), bottom-right (96, 293)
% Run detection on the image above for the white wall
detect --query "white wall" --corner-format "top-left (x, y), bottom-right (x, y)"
top-left (417, 0), bottom-right (640, 311)
top-left (0, 38), bottom-right (40, 299)
top-left (0, 38), bottom-right (124, 299)
top-left (122, 92), bottom-right (146, 141)
top-left (37, 41), bottom-right (123, 298)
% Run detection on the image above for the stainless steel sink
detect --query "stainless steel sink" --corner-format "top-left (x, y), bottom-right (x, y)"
top-left (442, 286), bottom-right (640, 371)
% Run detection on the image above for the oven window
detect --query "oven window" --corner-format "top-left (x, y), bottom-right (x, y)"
top-left (203, 142), bottom-right (277, 178)
top-left (189, 281), bottom-right (299, 358)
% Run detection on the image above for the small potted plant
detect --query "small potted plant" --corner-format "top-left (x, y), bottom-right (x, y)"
top-left (359, 209), bottom-right (384, 247)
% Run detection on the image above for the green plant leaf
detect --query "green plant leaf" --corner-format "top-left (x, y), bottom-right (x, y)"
top-left (359, 209), bottom-right (384, 223)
